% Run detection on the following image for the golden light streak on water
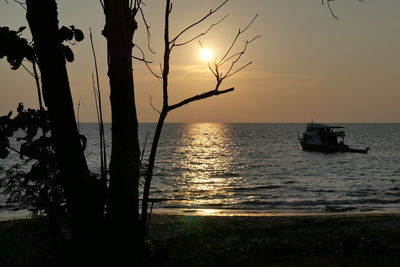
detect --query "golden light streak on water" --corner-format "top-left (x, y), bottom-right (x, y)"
top-left (172, 123), bottom-right (239, 207)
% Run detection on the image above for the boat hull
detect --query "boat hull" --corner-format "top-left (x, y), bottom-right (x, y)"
top-left (299, 141), bottom-right (339, 152)
top-left (300, 140), bottom-right (369, 154)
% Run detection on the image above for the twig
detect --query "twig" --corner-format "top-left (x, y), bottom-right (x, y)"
top-left (149, 95), bottom-right (161, 114)
top-left (133, 44), bottom-right (162, 80)
top-left (20, 62), bottom-right (35, 77)
top-left (169, 0), bottom-right (229, 47)
top-left (6, 145), bottom-right (20, 154)
top-left (13, 0), bottom-right (26, 10)
top-left (138, 3), bottom-right (156, 54)
top-left (90, 28), bottom-right (107, 181)
top-left (222, 35), bottom-right (260, 80)
top-left (140, 131), bottom-right (149, 164)
top-left (218, 14), bottom-right (258, 65)
top-left (322, 0), bottom-right (364, 20)
top-left (76, 98), bottom-right (81, 132)
top-left (32, 60), bottom-right (44, 111)
top-left (174, 14), bottom-right (229, 47)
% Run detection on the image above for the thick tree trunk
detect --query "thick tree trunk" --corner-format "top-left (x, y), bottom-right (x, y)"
top-left (26, 0), bottom-right (104, 261)
top-left (103, 0), bottom-right (142, 260)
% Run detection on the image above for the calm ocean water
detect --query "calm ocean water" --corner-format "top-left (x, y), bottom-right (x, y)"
top-left (1, 123), bottom-right (400, 217)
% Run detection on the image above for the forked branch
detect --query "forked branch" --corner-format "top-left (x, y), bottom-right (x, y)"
top-left (322, 0), bottom-right (364, 19)
top-left (169, 0), bottom-right (229, 48)
top-left (218, 14), bottom-right (258, 65)
top-left (173, 14), bottom-right (229, 47)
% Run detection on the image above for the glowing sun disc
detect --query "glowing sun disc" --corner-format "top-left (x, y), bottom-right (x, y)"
top-left (200, 48), bottom-right (213, 61)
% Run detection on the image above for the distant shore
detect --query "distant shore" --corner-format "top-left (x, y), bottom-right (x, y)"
top-left (1, 212), bottom-right (400, 266)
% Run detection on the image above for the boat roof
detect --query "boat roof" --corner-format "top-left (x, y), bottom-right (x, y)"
top-left (306, 123), bottom-right (345, 129)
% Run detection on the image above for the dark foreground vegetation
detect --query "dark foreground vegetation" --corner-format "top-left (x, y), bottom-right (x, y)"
top-left (1, 213), bottom-right (399, 267)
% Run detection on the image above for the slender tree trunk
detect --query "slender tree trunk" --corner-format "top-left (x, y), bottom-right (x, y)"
top-left (103, 0), bottom-right (142, 260)
top-left (141, 0), bottom-right (171, 233)
top-left (26, 0), bottom-right (104, 262)
top-left (141, 112), bottom-right (166, 233)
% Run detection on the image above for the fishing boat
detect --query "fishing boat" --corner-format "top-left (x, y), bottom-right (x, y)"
top-left (298, 123), bottom-right (369, 153)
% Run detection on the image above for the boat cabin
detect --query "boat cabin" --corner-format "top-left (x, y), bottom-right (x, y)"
top-left (299, 123), bottom-right (345, 151)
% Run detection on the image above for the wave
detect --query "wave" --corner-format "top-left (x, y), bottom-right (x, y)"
top-left (228, 185), bottom-right (281, 192)
top-left (240, 198), bottom-right (400, 207)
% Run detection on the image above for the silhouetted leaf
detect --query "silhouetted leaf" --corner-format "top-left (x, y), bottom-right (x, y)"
top-left (0, 105), bottom-right (61, 215)
top-left (10, 55), bottom-right (24, 70)
top-left (61, 45), bottom-right (74, 62)
top-left (17, 26), bottom-right (26, 33)
top-left (59, 26), bottom-right (73, 41)
top-left (74, 29), bottom-right (84, 42)
top-left (0, 26), bottom-right (35, 69)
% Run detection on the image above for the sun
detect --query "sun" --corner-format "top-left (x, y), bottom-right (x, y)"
top-left (200, 48), bottom-right (214, 61)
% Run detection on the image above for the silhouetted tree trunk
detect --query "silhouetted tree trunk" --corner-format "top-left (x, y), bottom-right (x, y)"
top-left (102, 0), bottom-right (142, 260)
top-left (25, 0), bottom-right (104, 261)
top-left (141, 0), bottom-right (241, 234)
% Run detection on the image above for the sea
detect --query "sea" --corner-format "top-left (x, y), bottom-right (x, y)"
top-left (1, 123), bottom-right (400, 219)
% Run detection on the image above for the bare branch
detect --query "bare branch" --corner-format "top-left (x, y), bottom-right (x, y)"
top-left (221, 35), bottom-right (260, 79)
top-left (20, 62), bottom-right (35, 78)
top-left (323, 0), bottom-right (339, 20)
top-left (146, 62), bottom-right (163, 81)
top-left (170, 0), bottom-right (229, 47)
top-left (90, 28), bottom-right (107, 180)
top-left (174, 14), bottom-right (229, 47)
top-left (134, 57), bottom-right (163, 81)
top-left (132, 44), bottom-right (162, 80)
top-left (218, 14), bottom-right (258, 65)
top-left (159, 63), bottom-right (163, 76)
top-left (168, 87), bottom-right (234, 112)
top-left (208, 61), bottom-right (218, 79)
top-left (224, 61), bottom-right (252, 79)
top-left (322, 0), bottom-right (364, 20)
top-left (132, 55), bottom-right (150, 63)
top-left (139, 2), bottom-right (156, 54)
top-left (220, 35), bottom-right (260, 67)
top-left (149, 94), bottom-right (161, 114)
top-left (13, 0), bottom-right (26, 10)
top-left (133, 43), bottom-right (151, 62)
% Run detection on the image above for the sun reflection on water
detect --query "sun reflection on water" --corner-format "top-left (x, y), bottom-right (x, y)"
top-left (169, 123), bottom-right (241, 208)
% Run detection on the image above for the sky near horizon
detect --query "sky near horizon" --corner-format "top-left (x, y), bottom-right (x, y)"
top-left (0, 0), bottom-right (399, 123)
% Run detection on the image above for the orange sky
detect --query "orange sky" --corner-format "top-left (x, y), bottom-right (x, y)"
top-left (1, 0), bottom-right (399, 122)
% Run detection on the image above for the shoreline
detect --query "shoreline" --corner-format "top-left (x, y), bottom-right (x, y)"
top-left (150, 207), bottom-right (400, 217)
top-left (1, 207), bottom-right (400, 222)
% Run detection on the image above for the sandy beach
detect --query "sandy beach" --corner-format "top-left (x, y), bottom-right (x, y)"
top-left (1, 212), bottom-right (400, 266)
top-left (147, 212), bottom-right (400, 266)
